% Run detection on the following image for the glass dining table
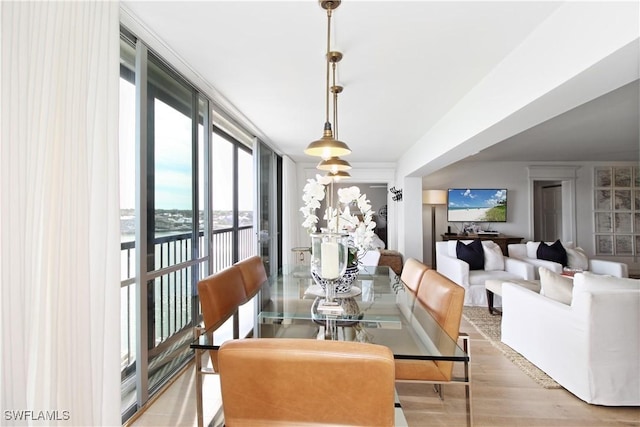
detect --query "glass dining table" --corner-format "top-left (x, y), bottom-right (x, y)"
top-left (191, 265), bottom-right (472, 427)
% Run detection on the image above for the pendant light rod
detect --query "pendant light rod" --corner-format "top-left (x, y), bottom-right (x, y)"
top-left (324, 7), bottom-right (332, 127)
top-left (304, 0), bottom-right (350, 159)
top-left (329, 51), bottom-right (342, 139)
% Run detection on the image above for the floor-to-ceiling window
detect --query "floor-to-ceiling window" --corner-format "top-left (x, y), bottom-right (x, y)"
top-left (119, 26), bottom-right (281, 422)
top-left (119, 29), bottom-right (205, 419)
top-left (210, 128), bottom-right (256, 342)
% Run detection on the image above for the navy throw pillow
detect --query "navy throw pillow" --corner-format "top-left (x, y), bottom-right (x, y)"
top-left (536, 240), bottom-right (568, 267)
top-left (456, 239), bottom-right (484, 270)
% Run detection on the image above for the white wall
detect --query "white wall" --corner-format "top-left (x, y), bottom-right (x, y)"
top-left (399, 177), bottom-right (424, 262)
top-left (423, 160), bottom-right (639, 275)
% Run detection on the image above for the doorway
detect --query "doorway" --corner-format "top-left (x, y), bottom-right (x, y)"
top-left (319, 182), bottom-right (388, 248)
top-left (528, 166), bottom-right (578, 244)
top-left (534, 180), bottom-right (563, 241)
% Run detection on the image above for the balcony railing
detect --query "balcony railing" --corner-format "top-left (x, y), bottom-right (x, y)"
top-left (120, 226), bottom-right (254, 373)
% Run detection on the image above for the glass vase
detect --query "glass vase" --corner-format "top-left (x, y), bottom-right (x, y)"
top-left (310, 232), bottom-right (349, 299)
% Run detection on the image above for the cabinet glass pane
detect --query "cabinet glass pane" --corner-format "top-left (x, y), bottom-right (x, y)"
top-left (595, 235), bottom-right (613, 255)
top-left (615, 235), bottom-right (633, 255)
top-left (614, 213), bottom-right (632, 233)
top-left (595, 167), bottom-right (612, 187)
top-left (595, 212), bottom-right (612, 232)
top-left (614, 190), bottom-right (631, 210)
top-left (595, 190), bottom-right (611, 210)
top-left (614, 167), bottom-right (632, 187)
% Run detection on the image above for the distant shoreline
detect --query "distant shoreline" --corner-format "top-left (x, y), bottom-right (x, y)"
top-left (448, 207), bottom-right (491, 222)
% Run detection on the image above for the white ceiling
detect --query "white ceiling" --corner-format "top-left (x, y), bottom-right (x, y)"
top-left (464, 79), bottom-right (639, 163)
top-left (121, 1), bottom-right (639, 170)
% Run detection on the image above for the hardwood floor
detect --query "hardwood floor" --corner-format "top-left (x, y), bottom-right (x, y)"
top-left (127, 316), bottom-right (640, 427)
top-left (398, 316), bottom-right (640, 427)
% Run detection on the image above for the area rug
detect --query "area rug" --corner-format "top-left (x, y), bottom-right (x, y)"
top-left (462, 306), bottom-right (561, 389)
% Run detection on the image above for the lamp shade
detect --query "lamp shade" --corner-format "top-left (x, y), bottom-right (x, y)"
top-left (422, 190), bottom-right (447, 205)
top-left (317, 156), bottom-right (352, 173)
top-left (304, 130), bottom-right (351, 159)
top-left (327, 170), bottom-right (351, 182)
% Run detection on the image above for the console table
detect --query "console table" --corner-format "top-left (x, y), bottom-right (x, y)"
top-left (441, 234), bottom-right (523, 255)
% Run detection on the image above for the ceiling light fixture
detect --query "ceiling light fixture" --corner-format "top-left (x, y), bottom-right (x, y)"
top-left (317, 156), bottom-right (352, 173)
top-left (317, 67), bottom-right (351, 173)
top-left (317, 36), bottom-right (351, 174)
top-left (304, 0), bottom-right (351, 160)
top-left (328, 171), bottom-right (351, 182)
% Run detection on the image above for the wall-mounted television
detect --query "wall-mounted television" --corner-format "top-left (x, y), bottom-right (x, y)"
top-left (447, 188), bottom-right (507, 222)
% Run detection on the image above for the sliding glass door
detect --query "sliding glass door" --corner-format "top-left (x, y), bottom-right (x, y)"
top-left (119, 30), bottom-right (206, 420)
top-left (119, 26), bottom-right (283, 423)
top-left (255, 140), bottom-right (282, 278)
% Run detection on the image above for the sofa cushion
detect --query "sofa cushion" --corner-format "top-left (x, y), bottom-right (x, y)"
top-left (482, 241), bottom-right (505, 271)
top-left (566, 247), bottom-right (588, 270)
top-left (456, 239), bottom-right (484, 270)
top-left (539, 267), bottom-right (573, 305)
top-left (537, 240), bottom-right (568, 267)
top-left (573, 271), bottom-right (640, 293)
top-left (469, 270), bottom-right (520, 287)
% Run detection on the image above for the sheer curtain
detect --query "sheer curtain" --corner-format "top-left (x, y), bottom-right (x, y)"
top-left (1, 2), bottom-right (120, 426)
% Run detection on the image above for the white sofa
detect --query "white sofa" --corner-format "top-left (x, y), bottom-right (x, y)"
top-left (435, 240), bottom-right (534, 306)
top-left (502, 271), bottom-right (640, 406)
top-left (508, 241), bottom-right (629, 279)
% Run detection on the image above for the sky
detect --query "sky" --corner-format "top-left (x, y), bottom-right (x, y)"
top-left (447, 188), bottom-right (507, 209)
top-left (119, 79), bottom-right (253, 211)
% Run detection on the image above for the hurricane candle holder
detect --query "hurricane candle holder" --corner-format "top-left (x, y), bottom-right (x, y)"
top-left (310, 231), bottom-right (348, 300)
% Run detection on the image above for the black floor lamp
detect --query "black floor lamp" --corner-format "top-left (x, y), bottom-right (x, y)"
top-left (423, 190), bottom-right (447, 268)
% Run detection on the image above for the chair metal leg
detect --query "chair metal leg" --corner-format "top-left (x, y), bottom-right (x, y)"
top-left (433, 384), bottom-right (443, 400)
top-left (460, 333), bottom-right (473, 427)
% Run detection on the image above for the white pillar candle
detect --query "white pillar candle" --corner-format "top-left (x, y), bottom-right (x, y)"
top-left (321, 241), bottom-right (340, 279)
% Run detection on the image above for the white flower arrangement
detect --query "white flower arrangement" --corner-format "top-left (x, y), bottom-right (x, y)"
top-left (300, 174), bottom-right (332, 232)
top-left (300, 175), bottom-right (377, 261)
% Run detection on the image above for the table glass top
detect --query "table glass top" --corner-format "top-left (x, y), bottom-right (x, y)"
top-left (191, 265), bottom-right (468, 362)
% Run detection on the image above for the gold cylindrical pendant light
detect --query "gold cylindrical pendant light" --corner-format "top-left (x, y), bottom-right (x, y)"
top-left (304, 0), bottom-right (351, 160)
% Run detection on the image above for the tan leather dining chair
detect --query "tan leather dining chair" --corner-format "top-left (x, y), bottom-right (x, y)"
top-left (395, 269), bottom-right (465, 392)
top-left (234, 255), bottom-right (267, 302)
top-left (400, 257), bottom-right (429, 294)
top-left (197, 265), bottom-right (247, 370)
top-left (218, 338), bottom-right (396, 427)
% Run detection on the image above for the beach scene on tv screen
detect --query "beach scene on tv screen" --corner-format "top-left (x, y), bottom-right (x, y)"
top-left (448, 189), bottom-right (507, 222)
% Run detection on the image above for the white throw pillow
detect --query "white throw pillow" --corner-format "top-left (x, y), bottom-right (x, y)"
top-left (566, 247), bottom-right (588, 270)
top-left (539, 266), bottom-right (574, 305)
top-left (525, 241), bottom-right (540, 258)
top-left (482, 241), bottom-right (504, 271)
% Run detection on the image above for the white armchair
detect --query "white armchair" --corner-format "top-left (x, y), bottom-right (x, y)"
top-left (508, 241), bottom-right (629, 279)
top-left (502, 272), bottom-right (640, 405)
top-left (436, 240), bottom-right (534, 306)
